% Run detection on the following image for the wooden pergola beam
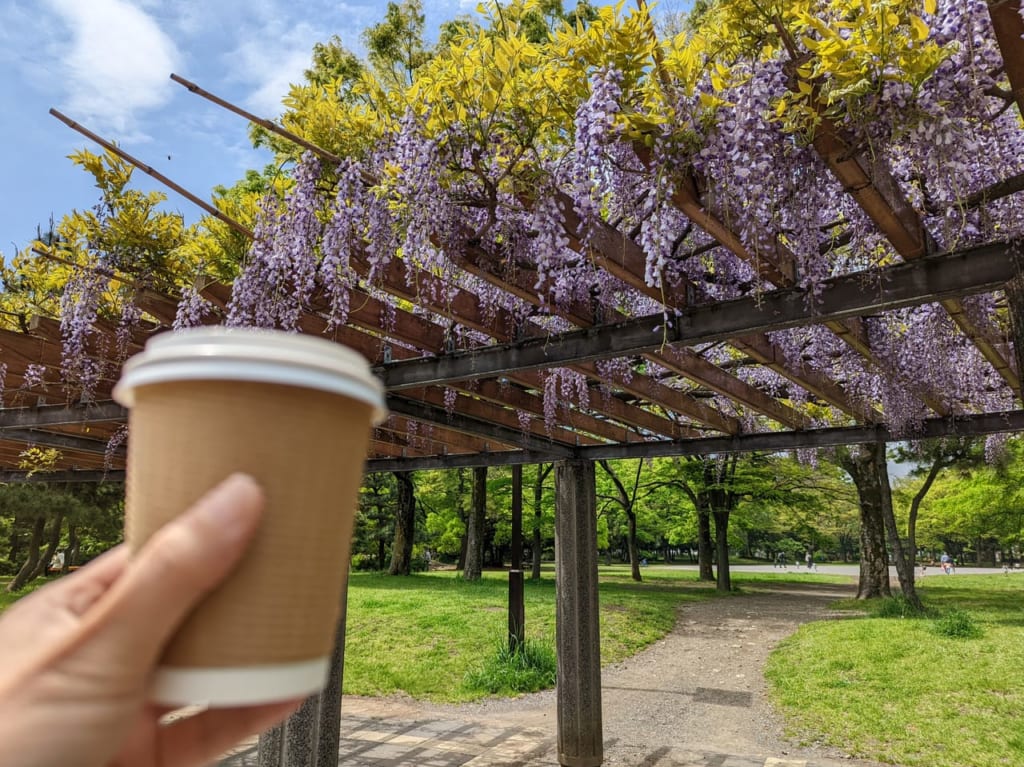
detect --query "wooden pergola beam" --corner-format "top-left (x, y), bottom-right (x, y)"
top-left (452, 241), bottom-right (741, 434)
top-left (809, 111), bottom-right (1019, 395)
top-left (365, 408), bottom-right (1024, 471)
top-left (0, 401), bottom-right (126, 428)
top-left (631, 147), bottom-right (952, 415)
top-left (0, 428), bottom-right (122, 457)
top-left (581, 409), bottom-right (1024, 461)
top-left (559, 191), bottom-right (876, 421)
top-left (511, 370), bottom-right (698, 440)
top-left (360, 240), bottom-right (726, 435)
top-left (385, 395), bottom-right (574, 458)
top-left (374, 415), bottom-right (500, 455)
top-left (379, 238), bottom-right (1021, 391)
top-left (400, 386), bottom-right (606, 447)
top-left (0, 470), bottom-right (124, 483)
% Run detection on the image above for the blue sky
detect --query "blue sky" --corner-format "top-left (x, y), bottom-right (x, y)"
top-left (0, 0), bottom-right (502, 256)
top-left (0, 0), bottom-right (697, 258)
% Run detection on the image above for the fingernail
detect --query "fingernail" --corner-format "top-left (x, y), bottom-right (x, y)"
top-left (197, 473), bottom-right (265, 538)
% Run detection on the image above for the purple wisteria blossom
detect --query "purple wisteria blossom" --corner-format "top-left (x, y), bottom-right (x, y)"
top-left (59, 267), bottom-right (105, 397)
top-left (22, 364), bottom-right (46, 390)
top-left (173, 285), bottom-right (214, 330)
top-left (227, 152), bottom-right (324, 330)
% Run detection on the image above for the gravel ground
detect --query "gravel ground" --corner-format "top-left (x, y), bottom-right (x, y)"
top-left (407, 579), bottom-right (890, 766)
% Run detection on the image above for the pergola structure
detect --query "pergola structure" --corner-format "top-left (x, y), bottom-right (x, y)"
top-left (2, 4), bottom-right (1024, 766)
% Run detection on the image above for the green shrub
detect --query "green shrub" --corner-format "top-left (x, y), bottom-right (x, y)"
top-left (463, 637), bottom-right (557, 696)
top-left (350, 554), bottom-right (381, 572)
top-left (933, 608), bottom-right (983, 639)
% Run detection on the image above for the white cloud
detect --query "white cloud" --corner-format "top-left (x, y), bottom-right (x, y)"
top-left (44, 0), bottom-right (180, 135)
top-left (224, 18), bottom-right (331, 117)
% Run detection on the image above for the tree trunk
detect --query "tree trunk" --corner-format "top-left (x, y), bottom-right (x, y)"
top-left (872, 444), bottom-right (922, 609)
top-left (598, 459), bottom-right (643, 583)
top-left (7, 525), bottom-right (23, 566)
top-left (7, 515), bottom-right (46, 592)
top-left (531, 512), bottom-right (543, 579)
top-left (908, 457), bottom-right (945, 570)
top-left (63, 523), bottom-right (79, 573)
top-left (696, 507), bottom-right (714, 581)
top-left (389, 472), bottom-right (415, 575)
top-left (840, 446), bottom-right (891, 600)
top-left (30, 512), bottom-right (65, 582)
top-left (626, 510), bottom-right (641, 582)
top-left (456, 469), bottom-right (468, 571)
top-left (712, 509), bottom-right (731, 593)
top-left (463, 466), bottom-right (487, 580)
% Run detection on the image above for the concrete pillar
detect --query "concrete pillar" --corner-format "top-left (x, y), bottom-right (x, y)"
top-left (256, 575), bottom-right (349, 767)
top-left (555, 459), bottom-right (603, 767)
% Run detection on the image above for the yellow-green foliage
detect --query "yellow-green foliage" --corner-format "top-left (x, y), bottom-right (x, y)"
top-left (0, 150), bottom-right (276, 326)
top-left (697, 0), bottom-right (950, 137)
top-left (1, 0), bottom-right (967, 332)
top-left (1, 150), bottom-right (190, 324)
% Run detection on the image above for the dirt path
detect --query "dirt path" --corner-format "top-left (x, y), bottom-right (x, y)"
top-left (404, 579), bottom-right (888, 766)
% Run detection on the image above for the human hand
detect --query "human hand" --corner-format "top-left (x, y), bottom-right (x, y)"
top-left (0, 473), bottom-right (301, 767)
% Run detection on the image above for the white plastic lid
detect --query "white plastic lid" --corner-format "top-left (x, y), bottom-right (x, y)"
top-left (113, 328), bottom-right (387, 424)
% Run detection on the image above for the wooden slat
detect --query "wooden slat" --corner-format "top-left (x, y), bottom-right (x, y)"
top-left (811, 114), bottom-right (1019, 397)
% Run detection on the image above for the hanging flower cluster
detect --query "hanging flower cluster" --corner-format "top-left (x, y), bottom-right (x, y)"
top-left (227, 152), bottom-right (324, 329)
top-left (59, 266), bottom-right (106, 398)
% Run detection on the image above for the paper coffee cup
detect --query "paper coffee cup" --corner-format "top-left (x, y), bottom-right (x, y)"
top-left (113, 328), bottom-right (386, 707)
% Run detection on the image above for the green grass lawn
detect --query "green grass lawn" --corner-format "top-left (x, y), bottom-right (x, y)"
top-left (343, 566), bottom-right (717, 701)
top-left (0, 565), bottom-right (846, 703)
top-left (0, 576), bottom-right (47, 611)
top-left (765, 575), bottom-right (1024, 767)
top-left (12, 560), bottom-right (1020, 767)
top-left (342, 565), bottom-right (848, 702)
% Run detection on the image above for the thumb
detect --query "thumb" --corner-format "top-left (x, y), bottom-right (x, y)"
top-left (84, 473), bottom-right (265, 669)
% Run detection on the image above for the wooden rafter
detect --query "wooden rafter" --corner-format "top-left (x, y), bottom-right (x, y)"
top-left (558, 194), bottom-right (873, 421)
top-left (451, 242), bottom-right (741, 434)
top-left (988, 1), bottom-right (1024, 119)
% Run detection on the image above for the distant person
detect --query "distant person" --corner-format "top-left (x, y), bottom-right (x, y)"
top-left (48, 551), bottom-right (64, 573)
top-left (805, 552), bottom-right (813, 570)
top-left (941, 552), bottom-right (951, 574)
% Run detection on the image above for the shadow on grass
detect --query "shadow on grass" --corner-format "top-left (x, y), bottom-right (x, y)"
top-left (917, 580), bottom-right (1024, 627)
top-left (348, 569), bottom-right (856, 606)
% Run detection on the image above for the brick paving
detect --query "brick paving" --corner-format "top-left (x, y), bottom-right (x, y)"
top-left (219, 695), bottom-right (871, 767)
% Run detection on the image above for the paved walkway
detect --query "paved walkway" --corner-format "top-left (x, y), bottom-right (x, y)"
top-left (215, 570), bottom-right (1024, 766)
top-left (221, 695), bottom-right (866, 767)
